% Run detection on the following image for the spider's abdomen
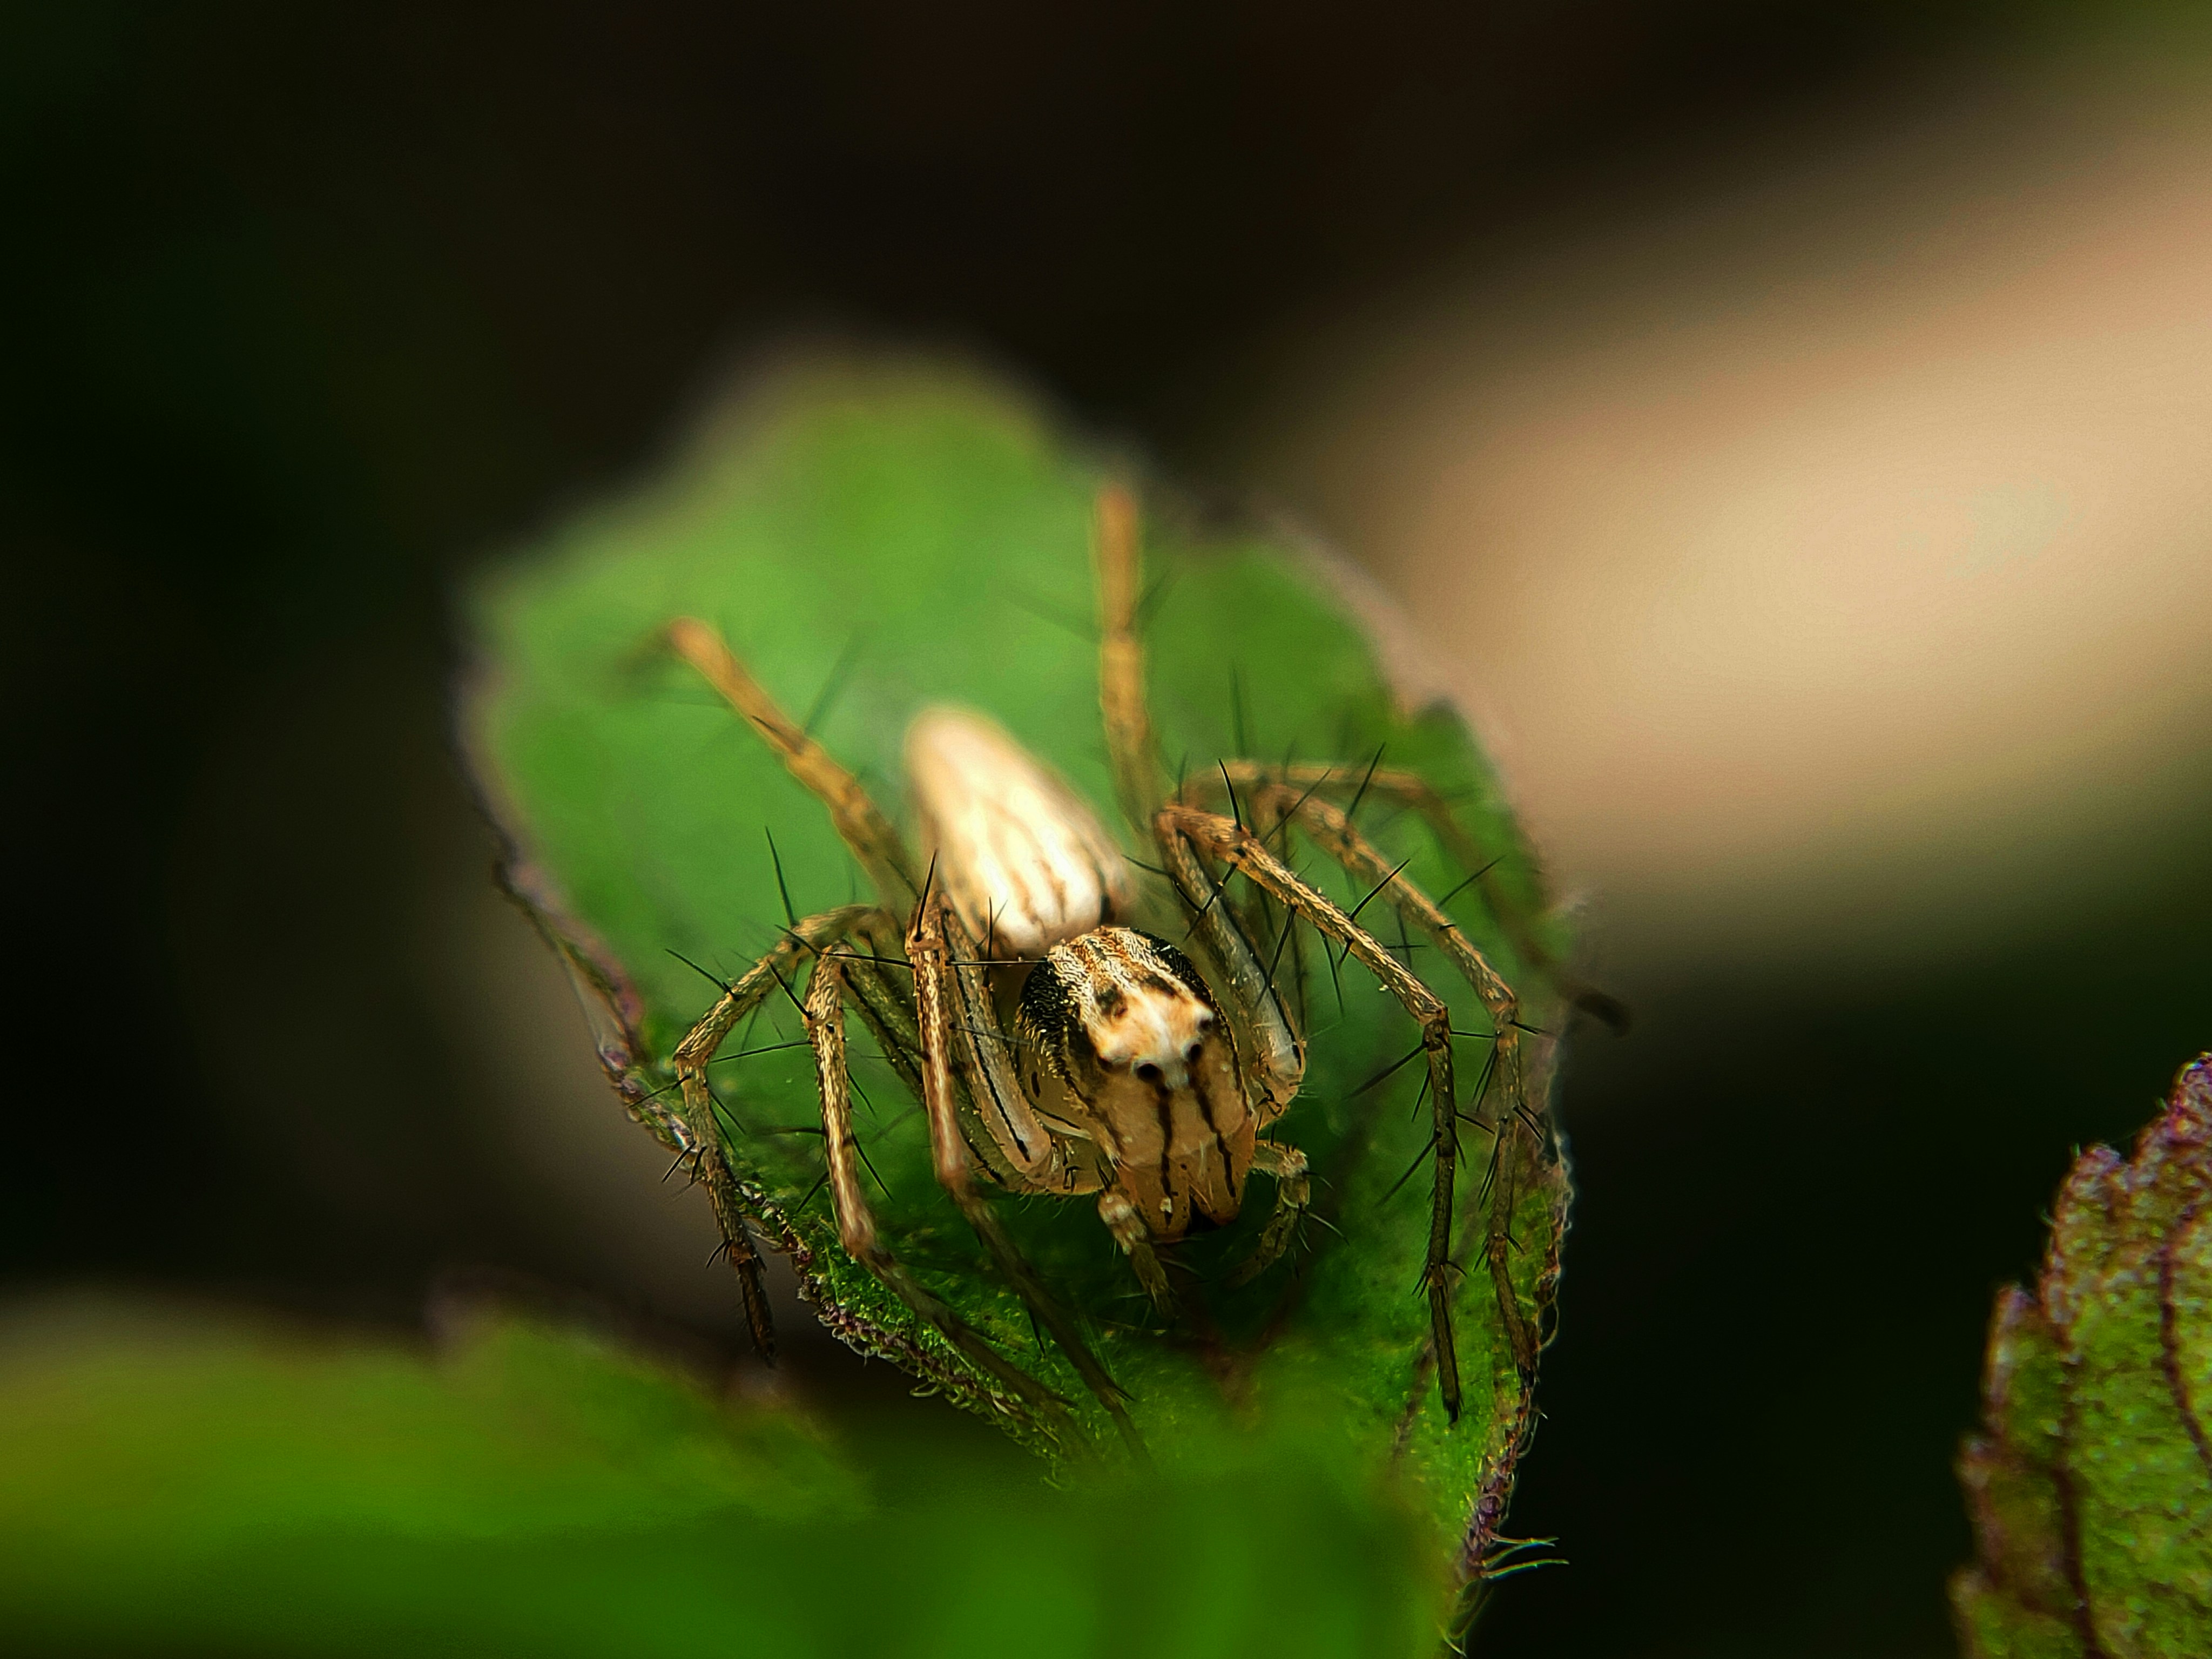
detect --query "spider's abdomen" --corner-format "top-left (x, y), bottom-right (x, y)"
top-left (906, 707), bottom-right (1132, 958)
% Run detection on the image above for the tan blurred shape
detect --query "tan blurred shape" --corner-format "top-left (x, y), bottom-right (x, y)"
top-left (1245, 65), bottom-right (2212, 968)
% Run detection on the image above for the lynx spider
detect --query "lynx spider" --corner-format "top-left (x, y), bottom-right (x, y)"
top-left (659, 487), bottom-right (1535, 1446)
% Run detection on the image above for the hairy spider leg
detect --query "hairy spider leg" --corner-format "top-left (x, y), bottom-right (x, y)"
top-left (801, 953), bottom-right (1075, 1439)
top-left (1238, 782), bottom-right (1316, 1048)
top-left (832, 922), bottom-right (931, 1095)
top-left (1245, 784), bottom-right (1541, 1378)
top-left (905, 901), bottom-right (1144, 1456)
top-left (1094, 482), bottom-right (1165, 831)
top-left (503, 864), bottom-right (795, 1360)
top-left (666, 618), bottom-right (1135, 1445)
top-left (666, 617), bottom-right (919, 911)
top-left (669, 903), bottom-right (881, 1357)
top-left (941, 907), bottom-right (1092, 1194)
top-left (1224, 1139), bottom-right (1312, 1290)
top-left (1190, 774), bottom-right (1552, 1385)
top-left (800, 924), bottom-right (1138, 1453)
top-left (1159, 822), bottom-right (1306, 1116)
top-left (1202, 760), bottom-right (1626, 1033)
top-left (1092, 484), bottom-right (1315, 1296)
top-left (1160, 804), bottom-right (1473, 1422)
top-left (836, 913), bottom-right (1087, 1196)
top-left (1169, 738), bottom-right (1567, 1380)
top-left (665, 618), bottom-right (1078, 1190)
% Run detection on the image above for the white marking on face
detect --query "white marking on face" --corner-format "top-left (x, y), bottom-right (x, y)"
top-left (1085, 977), bottom-right (1214, 1091)
top-left (906, 707), bottom-right (1132, 957)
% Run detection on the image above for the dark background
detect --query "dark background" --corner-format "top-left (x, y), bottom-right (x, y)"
top-left (7, 6), bottom-right (2207, 1656)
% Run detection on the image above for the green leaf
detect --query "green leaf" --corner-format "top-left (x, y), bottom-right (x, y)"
top-left (0, 1296), bottom-right (1441, 1657)
top-left (460, 355), bottom-right (1575, 1582)
top-left (1953, 1053), bottom-right (2212, 1658)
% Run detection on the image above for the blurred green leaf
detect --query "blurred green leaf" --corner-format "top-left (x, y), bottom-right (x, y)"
top-left (1953, 1053), bottom-right (2212, 1658)
top-left (461, 355), bottom-right (1574, 1584)
top-left (0, 1296), bottom-right (1439, 1657)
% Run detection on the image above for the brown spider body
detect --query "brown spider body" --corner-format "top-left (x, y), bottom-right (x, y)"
top-left (908, 705), bottom-right (1264, 1243)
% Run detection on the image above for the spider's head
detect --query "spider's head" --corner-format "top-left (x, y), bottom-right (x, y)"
top-left (1019, 927), bottom-right (1218, 1090)
top-left (1019, 926), bottom-right (1256, 1236)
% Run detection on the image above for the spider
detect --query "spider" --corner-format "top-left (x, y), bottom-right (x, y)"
top-left (658, 485), bottom-right (1530, 1445)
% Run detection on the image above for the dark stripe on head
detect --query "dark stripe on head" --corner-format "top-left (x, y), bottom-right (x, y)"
top-left (1130, 931), bottom-right (1216, 1011)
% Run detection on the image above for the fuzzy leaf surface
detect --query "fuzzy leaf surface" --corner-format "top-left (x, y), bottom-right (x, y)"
top-left (1954, 1053), bottom-right (2212, 1658)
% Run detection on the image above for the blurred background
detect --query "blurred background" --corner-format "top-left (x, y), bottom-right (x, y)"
top-left (8, 5), bottom-right (2211, 1656)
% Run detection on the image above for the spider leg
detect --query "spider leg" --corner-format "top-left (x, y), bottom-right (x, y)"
top-left (904, 899), bottom-right (1142, 1456)
top-left (1094, 487), bottom-right (1305, 1114)
top-left (835, 923), bottom-right (1069, 1193)
top-left (938, 906), bottom-right (1076, 1191)
top-left (1097, 1188), bottom-right (1174, 1307)
top-left (1093, 482), bottom-right (1166, 833)
top-left (800, 952), bottom-right (1076, 1440)
top-left (1159, 826), bottom-right (1305, 1117)
top-left (665, 616), bottom-right (920, 912)
top-left (1255, 789), bottom-right (1521, 1049)
top-left (1242, 785), bottom-right (1314, 1044)
top-left (501, 862), bottom-right (694, 1155)
top-left (665, 903), bottom-right (880, 1359)
top-left (1192, 760), bottom-right (1627, 1033)
top-left (832, 926), bottom-right (929, 1098)
top-left (1248, 784), bottom-right (1546, 1380)
top-left (1224, 1139), bottom-right (1311, 1288)
top-left (1160, 805), bottom-right (1472, 1420)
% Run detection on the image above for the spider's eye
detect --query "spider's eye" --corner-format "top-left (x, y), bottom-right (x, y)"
top-left (1135, 1062), bottom-right (1163, 1085)
top-left (1183, 1041), bottom-right (1203, 1065)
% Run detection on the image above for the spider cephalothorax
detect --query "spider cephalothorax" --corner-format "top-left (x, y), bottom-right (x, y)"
top-left (1016, 927), bottom-right (1253, 1239)
top-left (657, 484), bottom-right (1531, 1445)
